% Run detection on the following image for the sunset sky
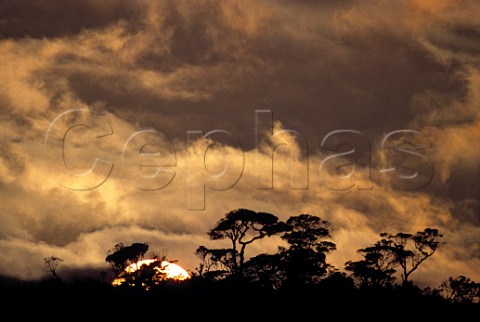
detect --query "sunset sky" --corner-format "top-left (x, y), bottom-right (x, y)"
top-left (0, 0), bottom-right (479, 286)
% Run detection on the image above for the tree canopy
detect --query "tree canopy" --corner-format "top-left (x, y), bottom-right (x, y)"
top-left (105, 242), bottom-right (149, 275)
top-left (345, 228), bottom-right (445, 287)
top-left (207, 208), bottom-right (288, 276)
top-left (279, 214), bottom-right (336, 287)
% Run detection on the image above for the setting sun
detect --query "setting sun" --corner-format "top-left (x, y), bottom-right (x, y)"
top-left (112, 259), bottom-right (190, 286)
top-left (129, 259), bottom-right (190, 280)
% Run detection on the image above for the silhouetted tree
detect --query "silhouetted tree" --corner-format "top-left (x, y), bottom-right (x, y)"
top-left (440, 275), bottom-right (480, 304)
top-left (345, 239), bottom-right (397, 288)
top-left (124, 258), bottom-right (167, 289)
top-left (194, 246), bottom-right (236, 280)
top-left (244, 253), bottom-right (284, 289)
top-left (383, 228), bottom-right (445, 285)
top-left (106, 243), bottom-right (171, 289)
top-left (346, 228), bottom-right (444, 287)
top-left (208, 208), bottom-right (288, 276)
top-left (279, 214), bottom-right (336, 287)
top-left (105, 242), bottom-right (149, 275)
top-left (194, 246), bottom-right (213, 277)
top-left (44, 256), bottom-right (63, 281)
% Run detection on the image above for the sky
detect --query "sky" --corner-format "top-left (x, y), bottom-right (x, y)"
top-left (0, 0), bottom-right (479, 286)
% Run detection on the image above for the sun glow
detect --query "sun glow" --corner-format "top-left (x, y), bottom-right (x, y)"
top-left (112, 259), bottom-right (190, 286)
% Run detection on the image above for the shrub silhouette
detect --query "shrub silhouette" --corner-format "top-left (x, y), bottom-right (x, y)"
top-left (440, 275), bottom-right (480, 304)
top-left (105, 242), bottom-right (149, 275)
top-left (44, 256), bottom-right (63, 281)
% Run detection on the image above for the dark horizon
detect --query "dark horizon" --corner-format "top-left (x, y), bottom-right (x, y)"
top-left (0, 0), bottom-right (479, 288)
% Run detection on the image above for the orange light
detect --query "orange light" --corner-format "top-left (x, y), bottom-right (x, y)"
top-left (112, 259), bottom-right (190, 286)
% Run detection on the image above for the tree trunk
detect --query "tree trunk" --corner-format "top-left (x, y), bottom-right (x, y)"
top-left (232, 240), bottom-right (238, 276)
top-left (239, 243), bottom-right (247, 275)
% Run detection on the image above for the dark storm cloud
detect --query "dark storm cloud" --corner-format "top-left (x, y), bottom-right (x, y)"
top-left (7, 0), bottom-right (462, 149)
top-left (5, 0), bottom-right (458, 152)
top-left (0, 0), bottom-right (143, 39)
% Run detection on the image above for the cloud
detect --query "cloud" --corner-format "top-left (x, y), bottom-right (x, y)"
top-left (0, 0), bottom-right (145, 39)
top-left (0, 0), bottom-right (478, 286)
top-left (0, 111), bottom-right (477, 284)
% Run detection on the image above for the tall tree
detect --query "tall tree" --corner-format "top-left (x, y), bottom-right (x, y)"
top-left (279, 214), bottom-right (336, 287)
top-left (346, 228), bottom-right (444, 287)
top-left (208, 208), bottom-right (287, 276)
top-left (383, 228), bottom-right (445, 285)
top-left (345, 239), bottom-right (397, 288)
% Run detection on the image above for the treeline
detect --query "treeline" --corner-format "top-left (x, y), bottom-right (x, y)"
top-left (195, 210), bottom-right (443, 288)
top-left (99, 208), bottom-right (479, 306)
top-left (0, 208), bottom-right (479, 313)
top-left (190, 209), bottom-right (478, 304)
